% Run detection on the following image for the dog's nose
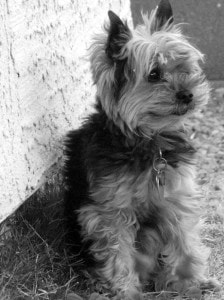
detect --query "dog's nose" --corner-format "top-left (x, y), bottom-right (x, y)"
top-left (176, 91), bottom-right (193, 104)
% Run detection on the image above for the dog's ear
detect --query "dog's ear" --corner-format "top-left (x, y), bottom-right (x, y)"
top-left (151, 0), bottom-right (173, 33)
top-left (106, 11), bottom-right (131, 61)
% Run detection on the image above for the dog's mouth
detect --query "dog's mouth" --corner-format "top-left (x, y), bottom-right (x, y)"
top-left (147, 102), bottom-right (195, 118)
top-left (173, 102), bottom-right (195, 116)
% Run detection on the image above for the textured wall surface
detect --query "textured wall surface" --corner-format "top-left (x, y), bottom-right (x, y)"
top-left (0, 0), bottom-right (132, 223)
top-left (131, 0), bottom-right (224, 80)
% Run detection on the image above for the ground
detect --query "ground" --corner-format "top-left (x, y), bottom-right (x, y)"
top-left (0, 83), bottom-right (224, 300)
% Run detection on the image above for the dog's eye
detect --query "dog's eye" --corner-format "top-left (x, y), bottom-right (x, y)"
top-left (147, 68), bottom-right (161, 82)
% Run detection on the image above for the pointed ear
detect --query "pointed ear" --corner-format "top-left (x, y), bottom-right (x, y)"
top-left (151, 0), bottom-right (173, 33)
top-left (106, 11), bottom-right (131, 61)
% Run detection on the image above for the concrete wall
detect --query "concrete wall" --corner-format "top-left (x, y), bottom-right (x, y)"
top-left (0, 0), bottom-right (132, 223)
top-left (131, 0), bottom-right (224, 80)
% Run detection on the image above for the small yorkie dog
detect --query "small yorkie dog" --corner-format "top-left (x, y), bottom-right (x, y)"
top-left (65, 0), bottom-right (220, 298)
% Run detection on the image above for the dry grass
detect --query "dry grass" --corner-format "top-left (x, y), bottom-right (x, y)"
top-left (0, 85), bottom-right (224, 300)
top-left (0, 182), bottom-right (90, 300)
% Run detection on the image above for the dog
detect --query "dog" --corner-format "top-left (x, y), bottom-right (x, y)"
top-left (64, 0), bottom-right (220, 298)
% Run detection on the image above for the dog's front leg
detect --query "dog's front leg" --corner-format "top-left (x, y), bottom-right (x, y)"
top-left (78, 204), bottom-right (142, 299)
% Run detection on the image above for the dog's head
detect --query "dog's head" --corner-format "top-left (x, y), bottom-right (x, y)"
top-left (90, 0), bottom-right (210, 138)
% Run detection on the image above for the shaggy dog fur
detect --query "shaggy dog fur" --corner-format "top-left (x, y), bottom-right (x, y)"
top-left (64, 0), bottom-right (220, 298)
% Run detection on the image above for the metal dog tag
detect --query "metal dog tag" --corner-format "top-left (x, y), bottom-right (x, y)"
top-left (153, 152), bottom-right (167, 194)
top-left (157, 169), bottom-right (166, 186)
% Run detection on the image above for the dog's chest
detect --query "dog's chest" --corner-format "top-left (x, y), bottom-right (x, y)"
top-left (129, 161), bottom-right (196, 214)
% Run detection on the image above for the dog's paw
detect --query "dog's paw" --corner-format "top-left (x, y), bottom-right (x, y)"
top-left (125, 291), bottom-right (143, 300)
top-left (184, 286), bottom-right (202, 300)
top-left (66, 293), bottom-right (83, 300)
top-left (199, 278), bottom-right (221, 292)
top-left (181, 278), bottom-right (221, 300)
top-left (114, 290), bottom-right (143, 300)
top-left (89, 292), bottom-right (109, 300)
